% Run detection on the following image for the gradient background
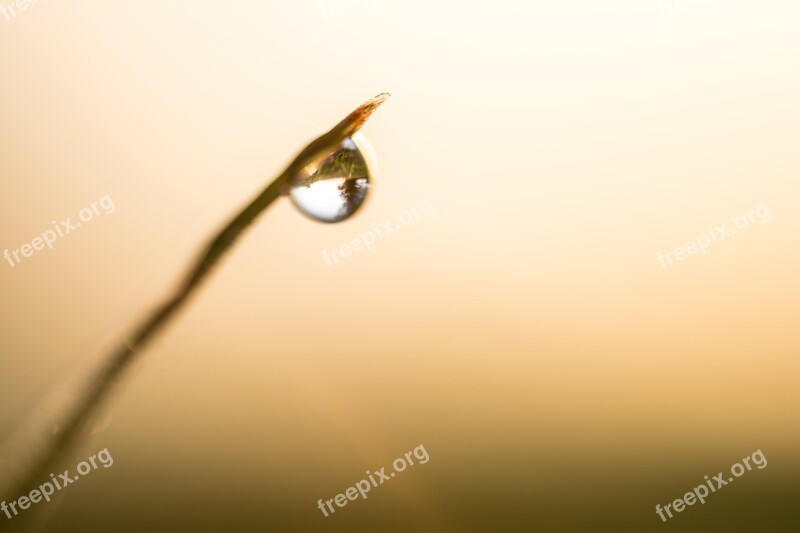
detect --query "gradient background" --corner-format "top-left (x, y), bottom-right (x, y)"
top-left (1, 1), bottom-right (798, 531)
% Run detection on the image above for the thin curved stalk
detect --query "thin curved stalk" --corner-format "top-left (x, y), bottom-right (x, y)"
top-left (2, 93), bottom-right (390, 513)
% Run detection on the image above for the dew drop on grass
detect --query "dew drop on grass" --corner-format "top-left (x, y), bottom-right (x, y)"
top-left (289, 134), bottom-right (375, 223)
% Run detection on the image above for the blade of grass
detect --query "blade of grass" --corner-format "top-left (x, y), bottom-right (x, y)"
top-left (1, 93), bottom-right (390, 512)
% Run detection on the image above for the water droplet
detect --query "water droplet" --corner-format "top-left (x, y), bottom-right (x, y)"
top-left (289, 134), bottom-right (374, 223)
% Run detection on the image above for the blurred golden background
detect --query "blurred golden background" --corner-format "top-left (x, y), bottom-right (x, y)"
top-left (0, 1), bottom-right (798, 531)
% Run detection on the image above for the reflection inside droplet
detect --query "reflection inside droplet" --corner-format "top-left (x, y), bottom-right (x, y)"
top-left (289, 135), bottom-right (373, 223)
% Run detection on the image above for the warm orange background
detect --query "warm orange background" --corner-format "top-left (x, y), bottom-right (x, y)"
top-left (1, 1), bottom-right (798, 531)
